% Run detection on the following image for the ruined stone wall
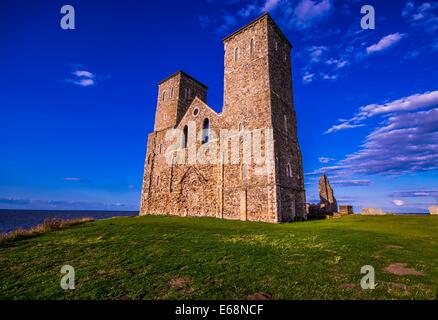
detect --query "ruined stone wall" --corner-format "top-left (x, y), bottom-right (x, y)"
top-left (140, 14), bottom-right (305, 223)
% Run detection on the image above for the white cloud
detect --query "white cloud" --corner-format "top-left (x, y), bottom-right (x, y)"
top-left (358, 90), bottom-right (438, 118)
top-left (73, 70), bottom-right (94, 78)
top-left (366, 33), bottom-right (405, 54)
top-left (67, 67), bottom-right (98, 87)
top-left (72, 79), bottom-right (95, 87)
top-left (392, 199), bottom-right (405, 206)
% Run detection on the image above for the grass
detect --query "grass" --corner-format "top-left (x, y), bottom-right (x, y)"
top-left (0, 215), bottom-right (437, 300)
top-left (0, 218), bottom-right (94, 245)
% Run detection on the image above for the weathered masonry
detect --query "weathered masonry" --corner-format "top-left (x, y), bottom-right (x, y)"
top-left (140, 14), bottom-right (306, 223)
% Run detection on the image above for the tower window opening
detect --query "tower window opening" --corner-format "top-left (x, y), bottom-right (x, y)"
top-left (287, 164), bottom-right (292, 177)
top-left (170, 87), bottom-right (174, 98)
top-left (185, 88), bottom-right (191, 99)
top-left (250, 38), bottom-right (254, 55)
top-left (202, 118), bottom-right (210, 144)
top-left (234, 48), bottom-right (239, 62)
top-left (162, 91), bottom-right (166, 101)
top-left (182, 125), bottom-right (188, 148)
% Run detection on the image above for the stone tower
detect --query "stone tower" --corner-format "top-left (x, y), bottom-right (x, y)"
top-left (139, 13), bottom-right (306, 223)
top-left (154, 71), bottom-right (208, 131)
top-left (221, 13), bottom-right (306, 221)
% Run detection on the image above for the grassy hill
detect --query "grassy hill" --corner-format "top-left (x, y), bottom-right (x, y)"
top-left (0, 215), bottom-right (437, 300)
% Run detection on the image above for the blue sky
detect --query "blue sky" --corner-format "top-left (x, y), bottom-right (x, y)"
top-left (0, 0), bottom-right (437, 213)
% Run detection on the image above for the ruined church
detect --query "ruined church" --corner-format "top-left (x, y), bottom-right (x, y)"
top-left (139, 14), bottom-right (306, 223)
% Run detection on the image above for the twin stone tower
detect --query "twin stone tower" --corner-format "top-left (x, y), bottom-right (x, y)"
top-left (140, 14), bottom-right (306, 223)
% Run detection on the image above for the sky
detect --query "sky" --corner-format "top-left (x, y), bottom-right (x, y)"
top-left (0, 0), bottom-right (437, 213)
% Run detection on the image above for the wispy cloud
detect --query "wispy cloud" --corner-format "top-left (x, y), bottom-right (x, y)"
top-left (366, 33), bottom-right (405, 54)
top-left (317, 89), bottom-right (438, 177)
top-left (318, 157), bottom-right (335, 164)
top-left (0, 198), bottom-right (132, 210)
top-left (331, 179), bottom-right (370, 187)
top-left (390, 190), bottom-right (438, 200)
top-left (216, 14), bottom-right (238, 34)
top-left (325, 90), bottom-right (438, 133)
top-left (0, 198), bottom-right (31, 205)
top-left (66, 66), bottom-right (109, 87)
top-left (73, 70), bottom-right (94, 78)
top-left (325, 122), bottom-right (364, 134)
top-left (262, 0), bottom-right (280, 12)
top-left (402, 1), bottom-right (438, 34)
top-left (63, 177), bottom-right (84, 182)
top-left (302, 72), bottom-right (316, 84)
top-left (336, 107), bottom-right (438, 176)
top-left (293, 0), bottom-right (334, 29)
top-left (66, 67), bottom-right (96, 87)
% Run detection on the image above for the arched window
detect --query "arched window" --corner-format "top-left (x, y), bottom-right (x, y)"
top-left (250, 38), bottom-right (254, 55)
top-left (275, 41), bottom-right (278, 51)
top-left (287, 164), bottom-right (292, 177)
top-left (157, 175), bottom-right (160, 187)
top-left (170, 87), bottom-right (174, 98)
top-left (202, 118), bottom-right (209, 144)
top-left (241, 162), bottom-right (249, 183)
top-left (162, 91), bottom-right (166, 101)
top-left (182, 125), bottom-right (188, 148)
top-left (234, 48), bottom-right (239, 62)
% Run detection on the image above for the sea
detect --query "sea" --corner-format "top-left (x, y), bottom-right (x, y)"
top-left (0, 209), bottom-right (138, 234)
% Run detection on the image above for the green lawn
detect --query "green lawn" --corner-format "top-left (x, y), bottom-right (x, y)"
top-left (1, 215), bottom-right (437, 300)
